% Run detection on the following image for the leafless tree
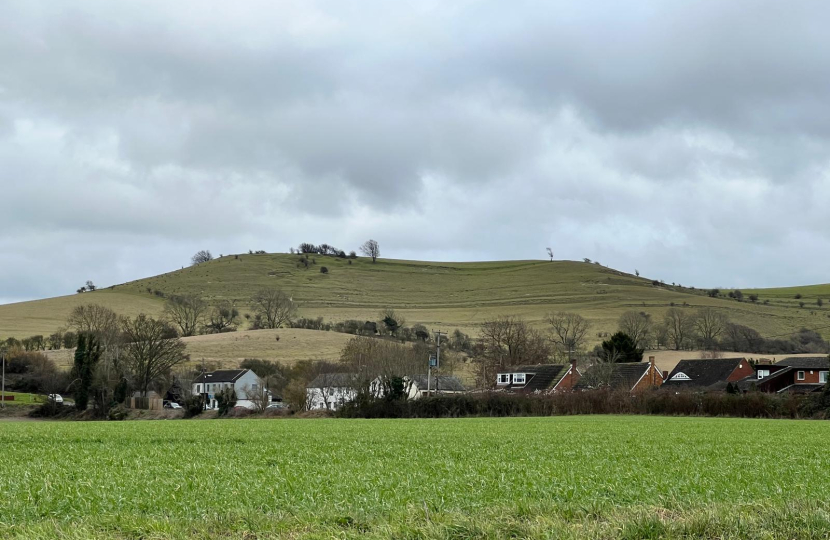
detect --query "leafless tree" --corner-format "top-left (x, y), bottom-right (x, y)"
top-left (205, 301), bottom-right (239, 333)
top-left (618, 311), bottom-right (652, 349)
top-left (546, 247), bottom-right (554, 261)
top-left (67, 304), bottom-right (120, 350)
top-left (251, 288), bottom-right (297, 329)
top-left (664, 308), bottom-right (694, 350)
top-left (360, 239), bottom-right (380, 263)
top-left (243, 382), bottom-right (271, 413)
top-left (340, 337), bottom-right (428, 397)
top-left (164, 294), bottom-right (209, 337)
top-left (474, 316), bottom-right (550, 386)
top-left (191, 250), bottom-right (213, 266)
top-left (545, 312), bottom-right (590, 361)
top-left (121, 314), bottom-right (188, 396)
top-left (694, 308), bottom-right (729, 350)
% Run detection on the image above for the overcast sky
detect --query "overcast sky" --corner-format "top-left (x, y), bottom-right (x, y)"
top-left (1, 1), bottom-right (829, 304)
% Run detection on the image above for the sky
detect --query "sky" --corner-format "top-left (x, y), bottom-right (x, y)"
top-left (1, 1), bottom-right (829, 304)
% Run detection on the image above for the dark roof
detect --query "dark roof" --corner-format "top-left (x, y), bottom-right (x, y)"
top-left (662, 358), bottom-right (749, 388)
top-left (498, 364), bottom-right (567, 392)
top-left (307, 373), bottom-right (357, 388)
top-left (574, 362), bottom-right (651, 391)
top-left (775, 357), bottom-right (830, 369)
top-left (409, 375), bottom-right (465, 392)
top-left (777, 383), bottom-right (824, 394)
top-left (194, 369), bottom-right (248, 384)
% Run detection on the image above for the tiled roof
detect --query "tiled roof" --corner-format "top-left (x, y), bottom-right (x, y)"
top-left (498, 364), bottom-right (567, 392)
top-left (574, 362), bottom-right (651, 391)
top-left (409, 375), bottom-right (465, 392)
top-left (775, 357), bottom-right (830, 369)
top-left (194, 369), bottom-right (248, 384)
top-left (662, 358), bottom-right (749, 388)
top-left (307, 372), bottom-right (358, 388)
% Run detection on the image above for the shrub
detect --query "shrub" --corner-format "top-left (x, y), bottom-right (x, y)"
top-left (215, 387), bottom-right (237, 416)
top-left (183, 395), bottom-right (204, 418)
top-left (320, 266), bottom-right (328, 274)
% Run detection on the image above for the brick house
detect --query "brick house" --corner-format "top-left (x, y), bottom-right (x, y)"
top-left (495, 360), bottom-right (581, 393)
top-left (662, 358), bottom-right (755, 392)
top-left (573, 357), bottom-right (662, 394)
top-left (739, 356), bottom-right (830, 394)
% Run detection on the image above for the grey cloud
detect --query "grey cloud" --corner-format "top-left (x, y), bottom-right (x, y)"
top-left (1, 0), bottom-right (830, 303)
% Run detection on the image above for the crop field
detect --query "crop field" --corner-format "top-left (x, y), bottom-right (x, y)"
top-left (3, 416), bottom-right (830, 539)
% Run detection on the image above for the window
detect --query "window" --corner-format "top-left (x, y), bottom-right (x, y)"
top-left (757, 369), bottom-right (770, 380)
top-left (196, 384), bottom-right (201, 393)
top-left (821, 372), bottom-right (828, 384)
top-left (497, 374), bottom-right (510, 385)
top-left (797, 371), bottom-right (805, 381)
top-left (512, 373), bottom-right (526, 385)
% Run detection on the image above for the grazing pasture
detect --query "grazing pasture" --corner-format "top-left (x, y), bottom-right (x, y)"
top-left (2, 416), bottom-right (830, 539)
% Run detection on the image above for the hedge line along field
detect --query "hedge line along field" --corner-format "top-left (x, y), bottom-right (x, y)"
top-left (3, 416), bottom-right (830, 539)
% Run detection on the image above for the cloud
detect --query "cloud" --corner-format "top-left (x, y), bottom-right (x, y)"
top-left (1, 0), bottom-right (830, 302)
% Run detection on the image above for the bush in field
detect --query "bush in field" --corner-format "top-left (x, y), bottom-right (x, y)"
top-left (215, 387), bottom-right (237, 416)
top-left (183, 395), bottom-right (204, 418)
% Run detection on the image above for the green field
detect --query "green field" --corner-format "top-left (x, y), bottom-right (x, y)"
top-left (3, 416), bottom-right (830, 539)
top-left (0, 391), bottom-right (44, 406)
top-left (2, 255), bottom-right (829, 348)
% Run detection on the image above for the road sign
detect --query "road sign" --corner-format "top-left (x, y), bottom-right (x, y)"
top-left (429, 355), bottom-right (438, 367)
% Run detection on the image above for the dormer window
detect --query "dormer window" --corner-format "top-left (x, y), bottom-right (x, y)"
top-left (757, 369), bottom-right (769, 380)
top-left (513, 373), bottom-right (526, 385)
top-left (497, 373), bottom-right (510, 385)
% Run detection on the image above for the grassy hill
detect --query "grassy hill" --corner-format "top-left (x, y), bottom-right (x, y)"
top-left (2, 254), bottom-right (830, 358)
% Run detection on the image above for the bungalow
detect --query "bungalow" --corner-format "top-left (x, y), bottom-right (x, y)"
top-left (573, 358), bottom-right (663, 394)
top-left (306, 373), bottom-right (359, 411)
top-left (739, 356), bottom-right (829, 394)
top-left (193, 369), bottom-right (266, 410)
top-left (496, 361), bottom-right (581, 393)
top-left (662, 358), bottom-right (754, 392)
top-left (406, 375), bottom-right (465, 398)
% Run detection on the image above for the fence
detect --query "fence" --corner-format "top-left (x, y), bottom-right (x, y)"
top-left (127, 397), bottom-right (163, 411)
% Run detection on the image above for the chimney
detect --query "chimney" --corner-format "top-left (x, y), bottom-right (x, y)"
top-left (649, 356), bottom-right (656, 386)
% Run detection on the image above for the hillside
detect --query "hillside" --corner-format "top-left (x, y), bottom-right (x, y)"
top-left (2, 254), bottom-right (829, 348)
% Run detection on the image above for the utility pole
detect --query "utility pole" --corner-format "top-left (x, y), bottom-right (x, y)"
top-left (431, 330), bottom-right (447, 397)
top-left (1, 351), bottom-right (5, 409)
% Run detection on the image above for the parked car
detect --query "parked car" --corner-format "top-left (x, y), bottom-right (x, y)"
top-left (47, 394), bottom-right (63, 404)
top-left (163, 401), bottom-right (182, 409)
top-left (266, 402), bottom-right (287, 410)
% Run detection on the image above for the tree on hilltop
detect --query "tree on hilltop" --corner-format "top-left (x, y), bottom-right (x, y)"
top-left (191, 250), bottom-right (213, 266)
top-left (360, 239), bottom-right (380, 263)
top-left (546, 247), bottom-right (554, 261)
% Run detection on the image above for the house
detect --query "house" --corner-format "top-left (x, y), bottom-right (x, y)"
top-left (405, 375), bottom-right (465, 398)
top-left (573, 358), bottom-right (662, 394)
top-left (306, 373), bottom-right (359, 410)
top-left (193, 369), bottom-right (266, 410)
top-left (496, 361), bottom-right (581, 393)
top-left (738, 356), bottom-right (829, 394)
top-left (662, 358), bottom-right (755, 392)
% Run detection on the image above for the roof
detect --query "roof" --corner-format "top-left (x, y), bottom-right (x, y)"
top-left (409, 374), bottom-right (465, 392)
top-left (775, 356), bottom-right (830, 369)
top-left (194, 369), bottom-right (249, 384)
top-left (307, 372), bottom-right (358, 388)
top-left (662, 358), bottom-right (749, 388)
top-left (574, 362), bottom-right (652, 391)
top-left (498, 364), bottom-right (567, 392)
top-left (777, 383), bottom-right (824, 394)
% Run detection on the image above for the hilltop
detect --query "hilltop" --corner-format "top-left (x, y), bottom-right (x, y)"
top-left (2, 254), bottom-right (829, 348)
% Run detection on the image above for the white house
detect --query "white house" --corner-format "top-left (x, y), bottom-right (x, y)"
top-left (368, 374), bottom-right (466, 400)
top-left (193, 369), bottom-right (266, 410)
top-left (306, 373), bottom-right (358, 411)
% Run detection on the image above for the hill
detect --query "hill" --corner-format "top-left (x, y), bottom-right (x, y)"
top-left (2, 254), bottom-right (829, 357)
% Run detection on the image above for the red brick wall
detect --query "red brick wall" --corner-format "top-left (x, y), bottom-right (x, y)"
top-left (727, 361), bottom-right (755, 382)
top-left (631, 364), bottom-right (663, 394)
top-left (554, 365), bottom-right (580, 392)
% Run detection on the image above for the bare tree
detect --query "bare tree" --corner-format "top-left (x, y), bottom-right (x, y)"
top-left (664, 308), bottom-right (694, 350)
top-left (340, 336), bottom-right (426, 397)
top-left (164, 294), bottom-right (208, 337)
top-left (191, 250), bottom-right (213, 266)
top-left (474, 316), bottom-right (550, 386)
top-left (67, 304), bottom-right (120, 350)
top-left (243, 382), bottom-right (271, 413)
top-left (205, 301), bottom-right (239, 333)
top-left (121, 314), bottom-right (188, 396)
top-left (251, 288), bottom-right (297, 329)
top-left (545, 312), bottom-right (590, 361)
top-left (85, 280), bottom-right (97, 291)
top-left (360, 239), bottom-right (380, 263)
top-left (693, 308), bottom-right (728, 350)
top-left (618, 311), bottom-right (652, 349)
top-left (546, 247), bottom-right (554, 261)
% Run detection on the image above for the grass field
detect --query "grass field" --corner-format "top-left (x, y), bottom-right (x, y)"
top-left (3, 254), bottom-right (830, 364)
top-left (0, 391), bottom-right (44, 406)
top-left (2, 416), bottom-right (830, 539)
